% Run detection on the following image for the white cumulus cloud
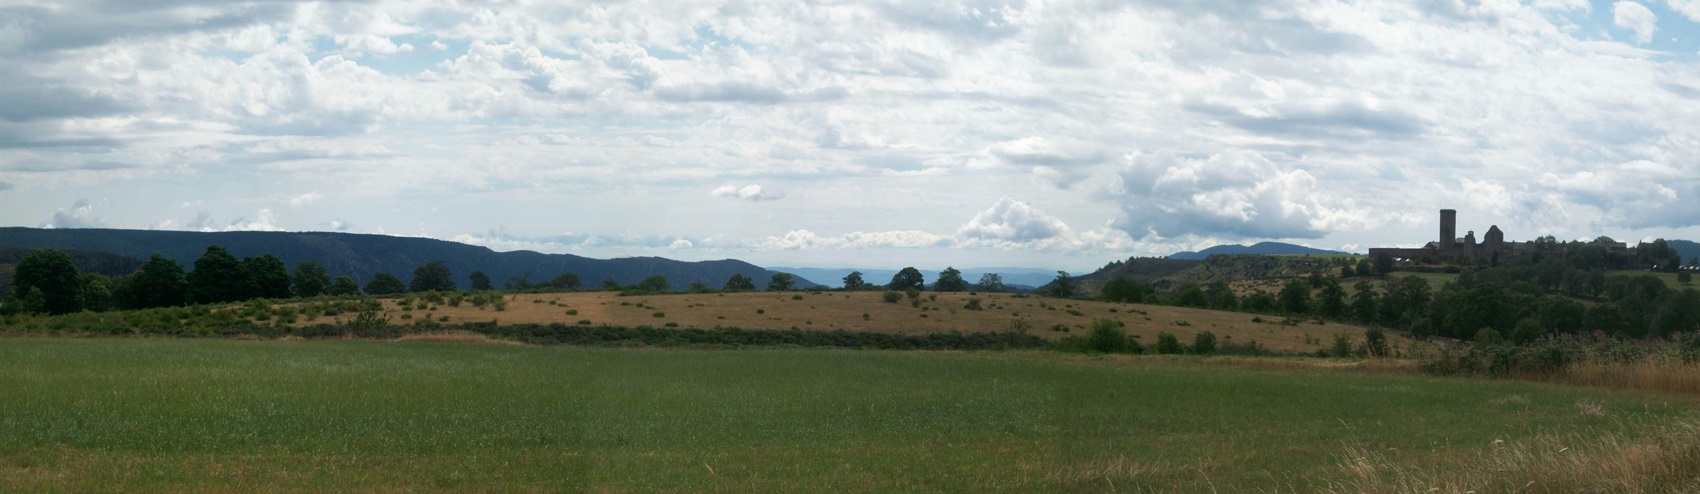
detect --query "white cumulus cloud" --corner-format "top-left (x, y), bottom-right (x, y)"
top-left (1613, 1), bottom-right (1658, 44)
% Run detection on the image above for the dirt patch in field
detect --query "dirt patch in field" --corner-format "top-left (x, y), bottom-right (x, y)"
top-left (336, 291), bottom-right (1421, 354)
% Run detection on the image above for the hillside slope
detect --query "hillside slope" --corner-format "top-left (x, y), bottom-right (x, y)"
top-left (0, 228), bottom-right (811, 291)
top-left (1168, 242), bottom-right (1349, 260)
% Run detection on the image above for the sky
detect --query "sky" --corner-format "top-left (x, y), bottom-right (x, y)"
top-left (3, 0), bottom-right (1700, 272)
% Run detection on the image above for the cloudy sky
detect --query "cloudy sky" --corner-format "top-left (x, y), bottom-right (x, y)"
top-left (4, 0), bottom-right (1700, 271)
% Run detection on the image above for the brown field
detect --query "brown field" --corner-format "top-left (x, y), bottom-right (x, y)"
top-left (341, 291), bottom-right (1420, 354)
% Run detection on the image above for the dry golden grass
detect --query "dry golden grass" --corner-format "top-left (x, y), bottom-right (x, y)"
top-left (1326, 417), bottom-right (1700, 493)
top-left (356, 291), bottom-right (1419, 354)
top-left (1531, 361), bottom-right (1700, 396)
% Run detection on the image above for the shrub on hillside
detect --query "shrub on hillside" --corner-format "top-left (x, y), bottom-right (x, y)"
top-left (1085, 319), bottom-right (1132, 354)
top-left (1191, 331), bottom-right (1217, 355)
top-left (882, 291), bottom-right (902, 303)
top-left (1155, 332), bottom-right (1184, 354)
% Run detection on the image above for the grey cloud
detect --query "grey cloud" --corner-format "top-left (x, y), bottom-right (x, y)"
top-left (0, 1), bottom-right (302, 53)
top-left (1662, 82), bottom-right (1700, 99)
top-left (653, 82), bottom-right (848, 104)
top-left (879, 0), bottom-right (1027, 41)
top-left (0, 159), bottom-right (135, 173)
top-left (45, 198), bottom-right (103, 228)
top-left (1112, 151), bottom-right (1329, 240)
top-left (0, 180), bottom-right (12, 192)
top-left (0, 68), bottom-right (131, 122)
top-left (1184, 99), bottom-right (1426, 141)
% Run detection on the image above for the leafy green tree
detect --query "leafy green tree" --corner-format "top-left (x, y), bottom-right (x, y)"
top-left (1317, 278), bottom-right (1346, 318)
top-left (1100, 277), bottom-right (1151, 303)
top-left (1191, 331), bottom-right (1217, 355)
top-left (1154, 332), bottom-right (1184, 354)
top-left (636, 275), bottom-right (670, 293)
top-left (124, 254), bottom-right (187, 309)
top-left (1350, 280), bottom-right (1379, 323)
top-left (468, 271), bottom-right (493, 291)
top-left (1047, 271), bottom-right (1075, 298)
top-left (292, 261), bottom-right (332, 298)
top-left (327, 276), bottom-right (360, 296)
top-left (1331, 333), bottom-right (1355, 358)
top-left (688, 280), bottom-right (711, 293)
top-left (1363, 328), bottom-right (1390, 357)
top-left (1278, 279), bottom-right (1311, 314)
top-left (888, 267), bottom-right (925, 291)
top-left (1206, 282), bottom-right (1238, 310)
top-left (768, 273), bottom-right (796, 291)
top-left (975, 273), bottom-right (1006, 293)
top-left (842, 271), bottom-right (868, 291)
top-left (1511, 317), bottom-right (1545, 344)
top-left (243, 254), bottom-right (292, 299)
top-left (549, 272), bottom-right (581, 290)
top-left (409, 260), bottom-right (455, 292)
top-left (10, 249), bottom-right (83, 315)
top-left (933, 267), bottom-right (967, 292)
top-left (505, 274), bottom-right (534, 291)
top-left (1372, 252), bottom-right (1395, 276)
top-left (364, 273), bottom-right (407, 295)
top-left (1173, 284), bottom-right (1208, 308)
top-left (1473, 327), bottom-right (1503, 346)
top-left (78, 274), bottom-right (113, 312)
top-left (724, 273), bottom-right (756, 291)
top-left (1086, 319), bottom-right (1130, 353)
top-left (600, 278), bottom-right (621, 291)
top-left (1242, 291), bottom-right (1276, 312)
top-left (187, 246), bottom-right (245, 304)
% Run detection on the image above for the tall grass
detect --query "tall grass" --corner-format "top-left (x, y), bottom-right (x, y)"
top-left (1328, 417), bottom-right (1700, 493)
top-left (1422, 332), bottom-right (1700, 395)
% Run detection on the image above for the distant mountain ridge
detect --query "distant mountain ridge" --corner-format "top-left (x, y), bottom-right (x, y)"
top-left (0, 228), bottom-right (813, 291)
top-left (1167, 242), bottom-right (1349, 260)
top-left (768, 267), bottom-right (1061, 290)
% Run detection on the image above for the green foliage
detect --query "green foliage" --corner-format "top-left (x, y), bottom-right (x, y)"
top-left (327, 276), bottom-right (360, 296)
top-left (8, 249), bottom-right (83, 315)
top-left (882, 291), bottom-right (902, 303)
top-left (1046, 271), bottom-right (1074, 299)
top-left (77, 274), bottom-right (113, 312)
top-left (1191, 331), bottom-right (1217, 355)
top-left (723, 274), bottom-right (756, 292)
top-left (409, 260), bottom-right (456, 292)
top-left (1085, 319), bottom-right (1131, 353)
top-left (768, 273), bottom-right (796, 291)
top-left (1172, 284), bottom-right (1208, 308)
top-left (120, 254), bottom-right (187, 309)
top-left (1330, 333), bottom-right (1355, 358)
top-left (633, 275), bottom-right (671, 294)
top-left (1363, 328), bottom-right (1389, 358)
top-left (974, 273), bottom-right (1006, 293)
top-left (364, 273), bottom-right (407, 296)
top-left (842, 271), bottom-right (868, 291)
top-left (887, 267), bottom-right (925, 291)
top-left (963, 298), bottom-right (982, 310)
top-left (1511, 317), bottom-right (1545, 344)
top-left (243, 254), bottom-right (292, 300)
top-left (292, 261), bottom-right (332, 298)
top-left (1680, 271), bottom-right (1692, 285)
top-left (187, 246), bottom-right (244, 305)
top-left (1317, 277), bottom-right (1346, 318)
top-left (1241, 291), bottom-right (1276, 313)
top-left (1154, 332), bottom-right (1184, 354)
top-left (468, 271), bottom-right (493, 291)
top-left (548, 272), bottom-right (582, 290)
top-left (1372, 251), bottom-right (1395, 276)
top-left (1473, 327), bottom-right (1504, 346)
top-left (933, 267), bottom-right (967, 292)
top-left (1278, 279), bottom-right (1311, 314)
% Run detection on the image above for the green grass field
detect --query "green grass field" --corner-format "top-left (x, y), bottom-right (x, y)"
top-left (1, 338), bottom-right (1692, 492)
top-left (1607, 270), bottom-right (1694, 290)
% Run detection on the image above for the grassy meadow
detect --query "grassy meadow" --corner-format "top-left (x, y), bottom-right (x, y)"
top-left (2, 338), bottom-right (1695, 492)
top-left (320, 291), bottom-right (1411, 354)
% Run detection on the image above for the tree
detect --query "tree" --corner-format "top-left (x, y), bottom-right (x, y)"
top-left (242, 254), bottom-right (292, 299)
top-left (1154, 332), bottom-right (1184, 354)
top-left (187, 246), bottom-right (245, 304)
top-left (1173, 284), bottom-right (1208, 308)
top-left (842, 271), bottom-right (868, 291)
top-left (768, 273), bottom-right (796, 291)
top-left (327, 276), bottom-right (360, 296)
top-left (1511, 317), bottom-right (1545, 344)
top-left (635, 275), bottom-right (670, 293)
top-left (468, 271), bottom-right (493, 291)
top-left (1047, 271), bottom-right (1075, 298)
top-left (124, 254), bottom-right (187, 309)
top-left (364, 273), bottom-right (407, 295)
top-left (724, 274), bottom-right (756, 291)
top-left (888, 267), bottom-right (925, 291)
top-left (1317, 278), bottom-right (1347, 318)
top-left (292, 261), bottom-right (332, 298)
top-left (934, 267), bottom-right (967, 292)
top-left (975, 273), bottom-right (1006, 293)
top-left (1101, 277), bottom-right (1151, 303)
top-left (505, 274), bottom-right (534, 291)
top-left (1086, 319), bottom-right (1131, 353)
top-left (548, 272), bottom-right (581, 290)
top-left (600, 278), bottom-right (621, 291)
top-left (409, 261), bottom-right (455, 292)
top-left (1350, 280), bottom-right (1379, 323)
top-left (1191, 331), bottom-right (1217, 355)
top-left (1278, 279), bottom-right (1311, 314)
top-left (1680, 271), bottom-right (1693, 286)
top-left (78, 274), bottom-right (113, 312)
top-left (1363, 328), bottom-right (1390, 357)
top-left (1372, 251), bottom-right (1395, 276)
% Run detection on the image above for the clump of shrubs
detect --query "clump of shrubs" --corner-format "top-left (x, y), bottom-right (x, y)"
top-left (883, 292), bottom-right (902, 303)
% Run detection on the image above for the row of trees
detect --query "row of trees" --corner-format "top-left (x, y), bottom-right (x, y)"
top-left (839, 267), bottom-right (1021, 293)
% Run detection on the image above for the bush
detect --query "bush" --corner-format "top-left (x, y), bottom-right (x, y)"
top-left (1474, 327), bottom-right (1504, 346)
top-left (1191, 331), bottom-right (1217, 355)
top-left (964, 298), bottom-right (982, 310)
top-left (1364, 328), bottom-right (1390, 357)
top-left (1330, 333), bottom-right (1354, 358)
top-left (1085, 319), bottom-right (1131, 353)
top-left (652, 311), bottom-right (665, 318)
top-left (882, 292), bottom-right (902, 303)
top-left (1155, 332), bottom-right (1184, 354)
top-left (565, 309), bottom-right (578, 315)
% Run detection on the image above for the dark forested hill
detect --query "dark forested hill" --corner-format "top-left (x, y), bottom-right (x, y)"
top-left (1670, 240), bottom-right (1700, 265)
top-left (1168, 242), bottom-right (1348, 260)
top-left (0, 228), bottom-right (812, 290)
top-left (0, 246), bottom-right (145, 295)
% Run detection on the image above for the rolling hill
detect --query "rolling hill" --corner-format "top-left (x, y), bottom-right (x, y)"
top-left (0, 228), bottom-right (813, 291)
top-left (1168, 242), bottom-right (1349, 260)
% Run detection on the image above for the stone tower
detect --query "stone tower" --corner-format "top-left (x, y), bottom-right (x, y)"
top-left (1440, 209), bottom-right (1456, 249)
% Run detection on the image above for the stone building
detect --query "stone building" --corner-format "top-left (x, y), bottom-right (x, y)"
top-left (1368, 210), bottom-right (1635, 265)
